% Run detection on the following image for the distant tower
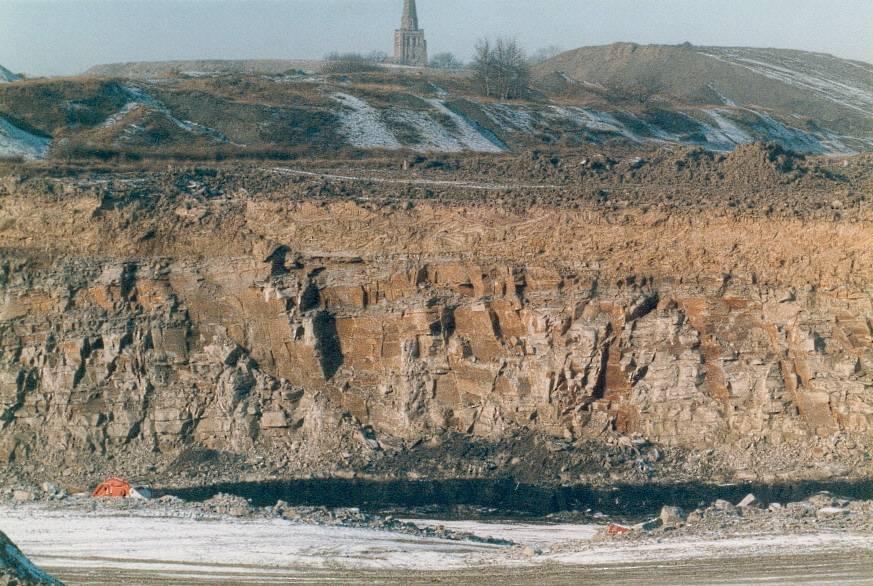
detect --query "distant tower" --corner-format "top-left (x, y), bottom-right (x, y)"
top-left (394, 0), bottom-right (428, 67)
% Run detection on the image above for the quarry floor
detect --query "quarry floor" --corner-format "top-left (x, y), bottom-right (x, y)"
top-left (3, 503), bottom-right (873, 585)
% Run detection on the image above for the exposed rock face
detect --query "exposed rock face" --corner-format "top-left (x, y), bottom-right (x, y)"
top-left (3, 255), bottom-right (870, 468)
top-left (0, 165), bottom-right (871, 485)
top-left (0, 531), bottom-right (62, 586)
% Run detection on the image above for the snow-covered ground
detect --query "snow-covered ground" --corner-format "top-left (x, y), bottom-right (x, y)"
top-left (479, 100), bottom-right (858, 155)
top-left (332, 93), bottom-right (505, 153)
top-left (0, 65), bottom-right (21, 83)
top-left (101, 84), bottom-right (235, 145)
top-left (0, 117), bottom-right (51, 160)
top-left (700, 48), bottom-right (873, 116)
top-left (3, 504), bottom-right (873, 584)
top-left (332, 93), bottom-right (402, 150)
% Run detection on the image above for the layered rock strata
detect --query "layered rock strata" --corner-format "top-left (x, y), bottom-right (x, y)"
top-left (1, 168), bottom-right (871, 484)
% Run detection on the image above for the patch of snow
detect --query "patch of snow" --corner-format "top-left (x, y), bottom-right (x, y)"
top-left (480, 99), bottom-right (859, 155)
top-left (0, 65), bottom-right (21, 83)
top-left (0, 506), bottom-right (503, 574)
top-left (700, 109), bottom-right (753, 149)
top-left (424, 99), bottom-right (506, 152)
top-left (556, 73), bottom-right (606, 92)
top-left (5, 504), bottom-right (873, 584)
top-left (331, 93), bottom-right (505, 153)
top-left (482, 104), bottom-right (537, 133)
top-left (429, 83), bottom-right (449, 97)
top-left (0, 117), bottom-right (51, 160)
top-left (386, 108), bottom-right (467, 152)
top-left (99, 100), bottom-right (144, 129)
top-left (706, 83), bottom-right (737, 107)
top-left (332, 93), bottom-right (401, 150)
top-left (548, 106), bottom-right (640, 140)
top-left (699, 49), bottom-right (873, 115)
top-left (747, 110), bottom-right (827, 154)
top-left (102, 84), bottom-right (235, 144)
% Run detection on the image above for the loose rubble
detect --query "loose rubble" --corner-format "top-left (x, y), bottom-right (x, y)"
top-left (590, 492), bottom-right (873, 545)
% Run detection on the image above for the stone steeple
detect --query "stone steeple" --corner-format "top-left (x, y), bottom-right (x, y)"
top-left (401, 0), bottom-right (419, 31)
top-left (394, 0), bottom-right (427, 67)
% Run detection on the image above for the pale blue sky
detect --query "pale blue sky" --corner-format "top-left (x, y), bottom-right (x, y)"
top-left (2, 0), bottom-right (871, 76)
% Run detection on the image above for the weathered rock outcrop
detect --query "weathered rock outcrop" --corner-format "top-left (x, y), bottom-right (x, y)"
top-left (0, 531), bottom-right (62, 586)
top-left (1, 165), bottom-right (871, 486)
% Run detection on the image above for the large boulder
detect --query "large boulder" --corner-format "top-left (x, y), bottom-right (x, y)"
top-left (0, 531), bottom-right (63, 586)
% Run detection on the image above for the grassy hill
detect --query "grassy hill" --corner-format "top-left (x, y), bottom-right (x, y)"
top-left (0, 45), bottom-right (871, 162)
top-left (535, 43), bottom-right (873, 138)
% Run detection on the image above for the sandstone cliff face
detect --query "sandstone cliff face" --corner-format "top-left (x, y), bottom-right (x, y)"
top-left (1, 165), bottom-right (871, 484)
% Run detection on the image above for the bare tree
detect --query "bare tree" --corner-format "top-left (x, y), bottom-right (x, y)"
top-left (472, 39), bottom-right (494, 97)
top-left (606, 71), bottom-right (666, 105)
top-left (367, 51), bottom-right (389, 64)
top-left (322, 52), bottom-right (381, 73)
top-left (472, 37), bottom-right (530, 100)
top-left (430, 52), bottom-right (465, 70)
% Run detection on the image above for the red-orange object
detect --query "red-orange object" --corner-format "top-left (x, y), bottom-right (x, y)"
top-left (606, 523), bottom-right (632, 536)
top-left (92, 477), bottom-right (133, 498)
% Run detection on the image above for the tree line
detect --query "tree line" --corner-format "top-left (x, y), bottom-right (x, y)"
top-left (324, 39), bottom-right (568, 100)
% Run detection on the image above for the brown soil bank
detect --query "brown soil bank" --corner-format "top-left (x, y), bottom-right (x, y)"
top-left (0, 153), bottom-right (871, 491)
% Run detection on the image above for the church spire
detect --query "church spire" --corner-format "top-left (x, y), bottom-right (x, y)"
top-left (401, 0), bottom-right (419, 31)
top-left (394, 0), bottom-right (427, 67)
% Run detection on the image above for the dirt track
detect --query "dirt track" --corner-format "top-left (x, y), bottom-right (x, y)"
top-left (44, 552), bottom-right (873, 585)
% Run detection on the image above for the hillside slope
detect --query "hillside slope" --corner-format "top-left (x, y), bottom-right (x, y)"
top-left (1, 45), bottom-right (871, 161)
top-left (86, 59), bottom-right (324, 78)
top-left (536, 43), bottom-right (873, 139)
top-left (0, 65), bottom-right (21, 83)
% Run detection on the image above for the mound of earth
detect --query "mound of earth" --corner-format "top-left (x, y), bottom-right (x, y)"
top-left (0, 531), bottom-right (62, 586)
top-left (0, 66), bottom-right (20, 84)
top-left (85, 59), bottom-right (324, 78)
top-left (624, 142), bottom-right (813, 188)
top-left (4, 46), bottom-right (871, 163)
top-left (535, 43), bottom-right (873, 138)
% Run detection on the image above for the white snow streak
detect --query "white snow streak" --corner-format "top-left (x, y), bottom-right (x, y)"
top-left (424, 99), bottom-right (505, 152)
top-left (102, 84), bottom-right (234, 144)
top-left (700, 109), bottom-right (753, 150)
top-left (332, 93), bottom-right (504, 153)
top-left (0, 117), bottom-right (51, 160)
top-left (332, 92), bottom-right (401, 150)
top-left (699, 49), bottom-right (873, 115)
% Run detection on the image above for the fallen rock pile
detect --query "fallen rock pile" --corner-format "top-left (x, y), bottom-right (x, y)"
top-left (598, 491), bottom-right (873, 541)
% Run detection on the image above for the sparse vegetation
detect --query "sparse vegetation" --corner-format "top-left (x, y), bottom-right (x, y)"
top-left (323, 52), bottom-right (383, 73)
top-left (605, 71), bottom-right (667, 105)
top-left (472, 37), bottom-right (531, 100)
top-left (429, 52), bottom-right (465, 70)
